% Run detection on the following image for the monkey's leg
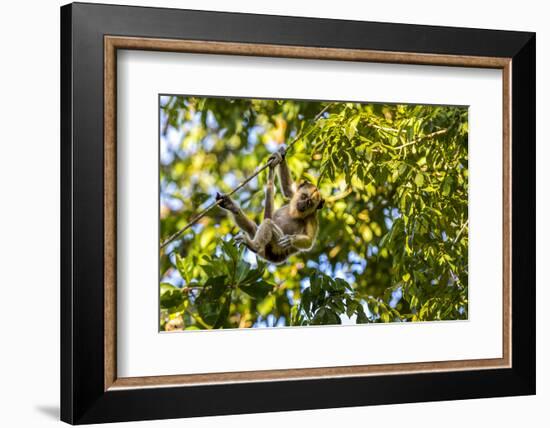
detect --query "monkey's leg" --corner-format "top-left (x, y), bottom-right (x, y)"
top-left (232, 210), bottom-right (258, 238)
top-left (278, 217), bottom-right (317, 251)
top-left (247, 218), bottom-right (284, 252)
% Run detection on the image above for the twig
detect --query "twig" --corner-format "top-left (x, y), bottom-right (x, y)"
top-left (452, 219), bottom-right (469, 245)
top-left (393, 128), bottom-right (449, 150)
top-left (365, 123), bottom-right (400, 133)
top-left (326, 187), bottom-right (353, 203)
top-left (184, 306), bottom-right (211, 329)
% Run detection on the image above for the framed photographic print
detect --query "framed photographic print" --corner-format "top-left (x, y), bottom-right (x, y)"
top-left (60, 2), bottom-right (536, 424)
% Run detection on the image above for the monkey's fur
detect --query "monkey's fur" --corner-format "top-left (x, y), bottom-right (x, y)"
top-left (216, 148), bottom-right (324, 264)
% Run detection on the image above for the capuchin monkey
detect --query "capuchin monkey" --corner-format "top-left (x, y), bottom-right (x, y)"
top-left (216, 147), bottom-right (324, 264)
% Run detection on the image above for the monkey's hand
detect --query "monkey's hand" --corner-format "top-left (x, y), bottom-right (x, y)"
top-left (235, 233), bottom-right (256, 252)
top-left (277, 235), bottom-right (295, 250)
top-left (234, 233), bottom-right (247, 246)
top-left (216, 192), bottom-right (239, 213)
top-left (267, 146), bottom-right (286, 168)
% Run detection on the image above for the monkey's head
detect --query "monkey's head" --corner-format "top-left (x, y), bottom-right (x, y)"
top-left (289, 181), bottom-right (325, 218)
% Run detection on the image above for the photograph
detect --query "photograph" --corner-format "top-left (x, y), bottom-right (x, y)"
top-left (159, 96), bottom-right (469, 331)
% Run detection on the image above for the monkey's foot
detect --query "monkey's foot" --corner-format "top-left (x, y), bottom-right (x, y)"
top-left (234, 233), bottom-right (255, 251)
top-left (215, 192), bottom-right (238, 213)
top-left (234, 232), bottom-right (246, 245)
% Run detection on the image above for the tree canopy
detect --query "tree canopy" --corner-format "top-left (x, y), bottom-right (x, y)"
top-left (159, 96), bottom-right (468, 331)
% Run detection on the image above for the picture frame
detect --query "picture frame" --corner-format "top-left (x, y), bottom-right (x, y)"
top-left (60, 2), bottom-right (535, 424)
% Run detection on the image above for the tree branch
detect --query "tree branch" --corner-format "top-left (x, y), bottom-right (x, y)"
top-left (393, 128), bottom-right (449, 150)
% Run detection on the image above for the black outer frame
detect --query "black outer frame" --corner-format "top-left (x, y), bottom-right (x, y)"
top-left (60, 2), bottom-right (535, 424)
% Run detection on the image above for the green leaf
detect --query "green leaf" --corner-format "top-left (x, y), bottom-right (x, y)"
top-left (414, 172), bottom-right (425, 187)
top-left (241, 280), bottom-right (273, 299)
top-left (311, 307), bottom-right (341, 325)
top-left (334, 278), bottom-right (350, 292)
top-left (240, 261), bottom-right (265, 286)
top-left (204, 275), bottom-right (227, 299)
top-left (346, 298), bottom-right (358, 318)
top-left (213, 296), bottom-right (231, 329)
top-left (346, 116), bottom-right (360, 140)
top-left (160, 288), bottom-right (184, 309)
top-left (196, 293), bottom-right (223, 326)
top-left (329, 297), bottom-right (345, 314)
top-left (221, 239), bottom-right (239, 263)
top-left (366, 182), bottom-right (377, 196)
top-left (324, 308), bottom-right (342, 325)
top-left (257, 295), bottom-right (275, 317)
top-left (320, 275), bottom-right (335, 292)
top-left (301, 288), bottom-right (312, 314)
top-left (175, 254), bottom-right (193, 283)
top-left (290, 305), bottom-right (300, 325)
top-left (442, 176), bottom-right (453, 196)
top-left (356, 307), bottom-right (369, 324)
top-left (160, 282), bottom-right (176, 294)
top-left (235, 260), bottom-right (252, 285)
top-left (379, 231), bottom-right (392, 249)
top-left (200, 228), bottom-right (216, 248)
top-left (311, 278), bottom-right (321, 296)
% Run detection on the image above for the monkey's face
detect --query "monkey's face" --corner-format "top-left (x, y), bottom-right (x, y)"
top-left (291, 182), bottom-right (324, 217)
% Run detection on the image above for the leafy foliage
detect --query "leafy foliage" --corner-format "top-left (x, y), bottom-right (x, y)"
top-left (159, 96), bottom-right (468, 331)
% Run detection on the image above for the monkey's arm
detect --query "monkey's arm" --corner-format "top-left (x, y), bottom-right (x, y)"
top-left (269, 147), bottom-right (295, 199)
top-left (277, 157), bottom-right (295, 199)
top-left (233, 210), bottom-right (259, 238)
top-left (264, 165), bottom-right (275, 220)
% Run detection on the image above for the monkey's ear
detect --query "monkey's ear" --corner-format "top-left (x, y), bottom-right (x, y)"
top-left (317, 198), bottom-right (325, 210)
